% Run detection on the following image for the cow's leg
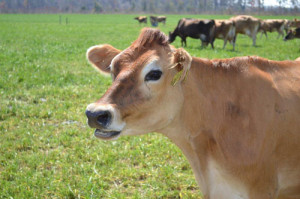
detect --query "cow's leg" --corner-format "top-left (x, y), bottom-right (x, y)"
top-left (201, 40), bottom-right (204, 48)
top-left (232, 40), bottom-right (235, 51)
top-left (181, 38), bottom-right (187, 47)
top-left (249, 185), bottom-right (278, 199)
top-left (248, 165), bottom-right (279, 199)
top-left (260, 31), bottom-right (263, 39)
top-left (252, 33), bottom-right (257, 46)
top-left (233, 35), bottom-right (237, 50)
top-left (210, 39), bottom-right (215, 49)
top-left (277, 30), bottom-right (284, 39)
top-left (223, 36), bottom-right (228, 49)
top-left (201, 40), bottom-right (209, 48)
top-left (261, 31), bottom-right (267, 39)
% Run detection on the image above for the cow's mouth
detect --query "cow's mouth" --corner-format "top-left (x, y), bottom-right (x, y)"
top-left (94, 129), bottom-right (121, 140)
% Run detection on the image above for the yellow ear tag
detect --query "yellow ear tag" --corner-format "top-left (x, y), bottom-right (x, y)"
top-left (171, 69), bottom-right (183, 86)
top-left (170, 63), bottom-right (189, 86)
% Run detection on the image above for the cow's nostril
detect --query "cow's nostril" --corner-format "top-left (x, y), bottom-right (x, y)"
top-left (96, 111), bottom-right (112, 127)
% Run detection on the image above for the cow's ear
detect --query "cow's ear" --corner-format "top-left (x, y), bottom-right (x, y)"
top-left (86, 44), bottom-right (121, 74)
top-left (171, 48), bottom-right (192, 86)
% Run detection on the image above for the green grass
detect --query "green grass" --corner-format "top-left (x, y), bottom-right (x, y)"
top-left (0, 14), bottom-right (299, 199)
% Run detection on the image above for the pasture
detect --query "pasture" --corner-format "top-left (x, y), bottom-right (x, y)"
top-left (0, 14), bottom-right (299, 198)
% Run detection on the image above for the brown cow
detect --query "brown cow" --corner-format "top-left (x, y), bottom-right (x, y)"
top-left (284, 27), bottom-right (300, 41)
top-left (214, 19), bottom-right (236, 50)
top-left (290, 18), bottom-right (300, 28)
top-left (134, 16), bottom-right (147, 24)
top-left (85, 28), bottom-right (300, 199)
top-left (150, 16), bottom-right (166, 26)
top-left (259, 19), bottom-right (286, 39)
top-left (230, 15), bottom-right (261, 46)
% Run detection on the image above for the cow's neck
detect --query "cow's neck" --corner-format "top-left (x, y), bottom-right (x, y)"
top-left (162, 119), bottom-right (208, 195)
top-left (162, 57), bottom-right (221, 195)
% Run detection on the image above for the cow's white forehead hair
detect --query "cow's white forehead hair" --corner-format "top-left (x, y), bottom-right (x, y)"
top-left (141, 59), bottom-right (161, 79)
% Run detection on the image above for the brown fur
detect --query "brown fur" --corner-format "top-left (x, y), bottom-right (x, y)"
top-left (259, 19), bottom-right (286, 39)
top-left (230, 15), bottom-right (261, 46)
top-left (291, 18), bottom-right (300, 28)
top-left (86, 44), bottom-right (120, 74)
top-left (86, 28), bottom-right (300, 199)
top-left (284, 28), bottom-right (300, 41)
top-left (131, 28), bottom-right (169, 52)
top-left (150, 16), bottom-right (166, 25)
top-left (214, 19), bottom-right (236, 50)
top-left (134, 16), bottom-right (147, 24)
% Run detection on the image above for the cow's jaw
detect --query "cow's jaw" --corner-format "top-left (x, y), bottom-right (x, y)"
top-left (94, 129), bottom-right (122, 140)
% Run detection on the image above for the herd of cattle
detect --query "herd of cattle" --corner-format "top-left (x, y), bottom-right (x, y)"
top-left (134, 15), bottom-right (167, 26)
top-left (135, 15), bottom-right (300, 50)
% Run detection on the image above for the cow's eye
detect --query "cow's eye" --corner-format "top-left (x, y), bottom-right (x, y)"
top-left (145, 70), bottom-right (162, 81)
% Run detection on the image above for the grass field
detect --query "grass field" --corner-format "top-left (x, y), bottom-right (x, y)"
top-left (0, 14), bottom-right (299, 198)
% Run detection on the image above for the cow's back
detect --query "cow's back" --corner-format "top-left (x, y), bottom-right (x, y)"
top-left (230, 15), bottom-right (260, 35)
top-left (178, 19), bottom-right (201, 38)
top-left (266, 19), bottom-right (285, 32)
top-left (178, 19), bottom-right (214, 39)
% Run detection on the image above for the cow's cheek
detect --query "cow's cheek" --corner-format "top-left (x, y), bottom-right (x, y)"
top-left (148, 82), bottom-right (184, 130)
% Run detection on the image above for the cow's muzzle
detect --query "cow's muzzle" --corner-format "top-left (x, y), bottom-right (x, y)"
top-left (85, 103), bottom-right (125, 140)
top-left (85, 110), bottom-right (112, 128)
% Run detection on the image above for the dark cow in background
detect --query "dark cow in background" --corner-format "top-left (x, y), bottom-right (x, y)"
top-left (168, 18), bottom-right (215, 49)
top-left (214, 19), bottom-right (236, 50)
top-left (230, 15), bottom-right (261, 46)
top-left (134, 16), bottom-right (147, 25)
top-left (150, 16), bottom-right (167, 26)
top-left (284, 27), bottom-right (300, 41)
top-left (259, 19), bottom-right (286, 39)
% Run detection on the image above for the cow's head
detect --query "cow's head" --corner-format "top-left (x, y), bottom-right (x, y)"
top-left (168, 31), bottom-right (176, 44)
top-left (284, 29), bottom-right (295, 41)
top-left (85, 28), bottom-right (192, 140)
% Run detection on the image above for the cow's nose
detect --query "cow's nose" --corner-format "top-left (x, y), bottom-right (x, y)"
top-left (85, 110), bottom-right (112, 128)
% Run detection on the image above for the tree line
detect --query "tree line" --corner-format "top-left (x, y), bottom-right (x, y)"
top-left (0, 0), bottom-right (299, 15)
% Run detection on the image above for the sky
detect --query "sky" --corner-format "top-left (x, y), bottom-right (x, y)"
top-left (263, 0), bottom-right (292, 7)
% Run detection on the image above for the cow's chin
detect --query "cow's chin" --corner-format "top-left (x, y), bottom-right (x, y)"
top-left (94, 129), bottom-right (122, 140)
